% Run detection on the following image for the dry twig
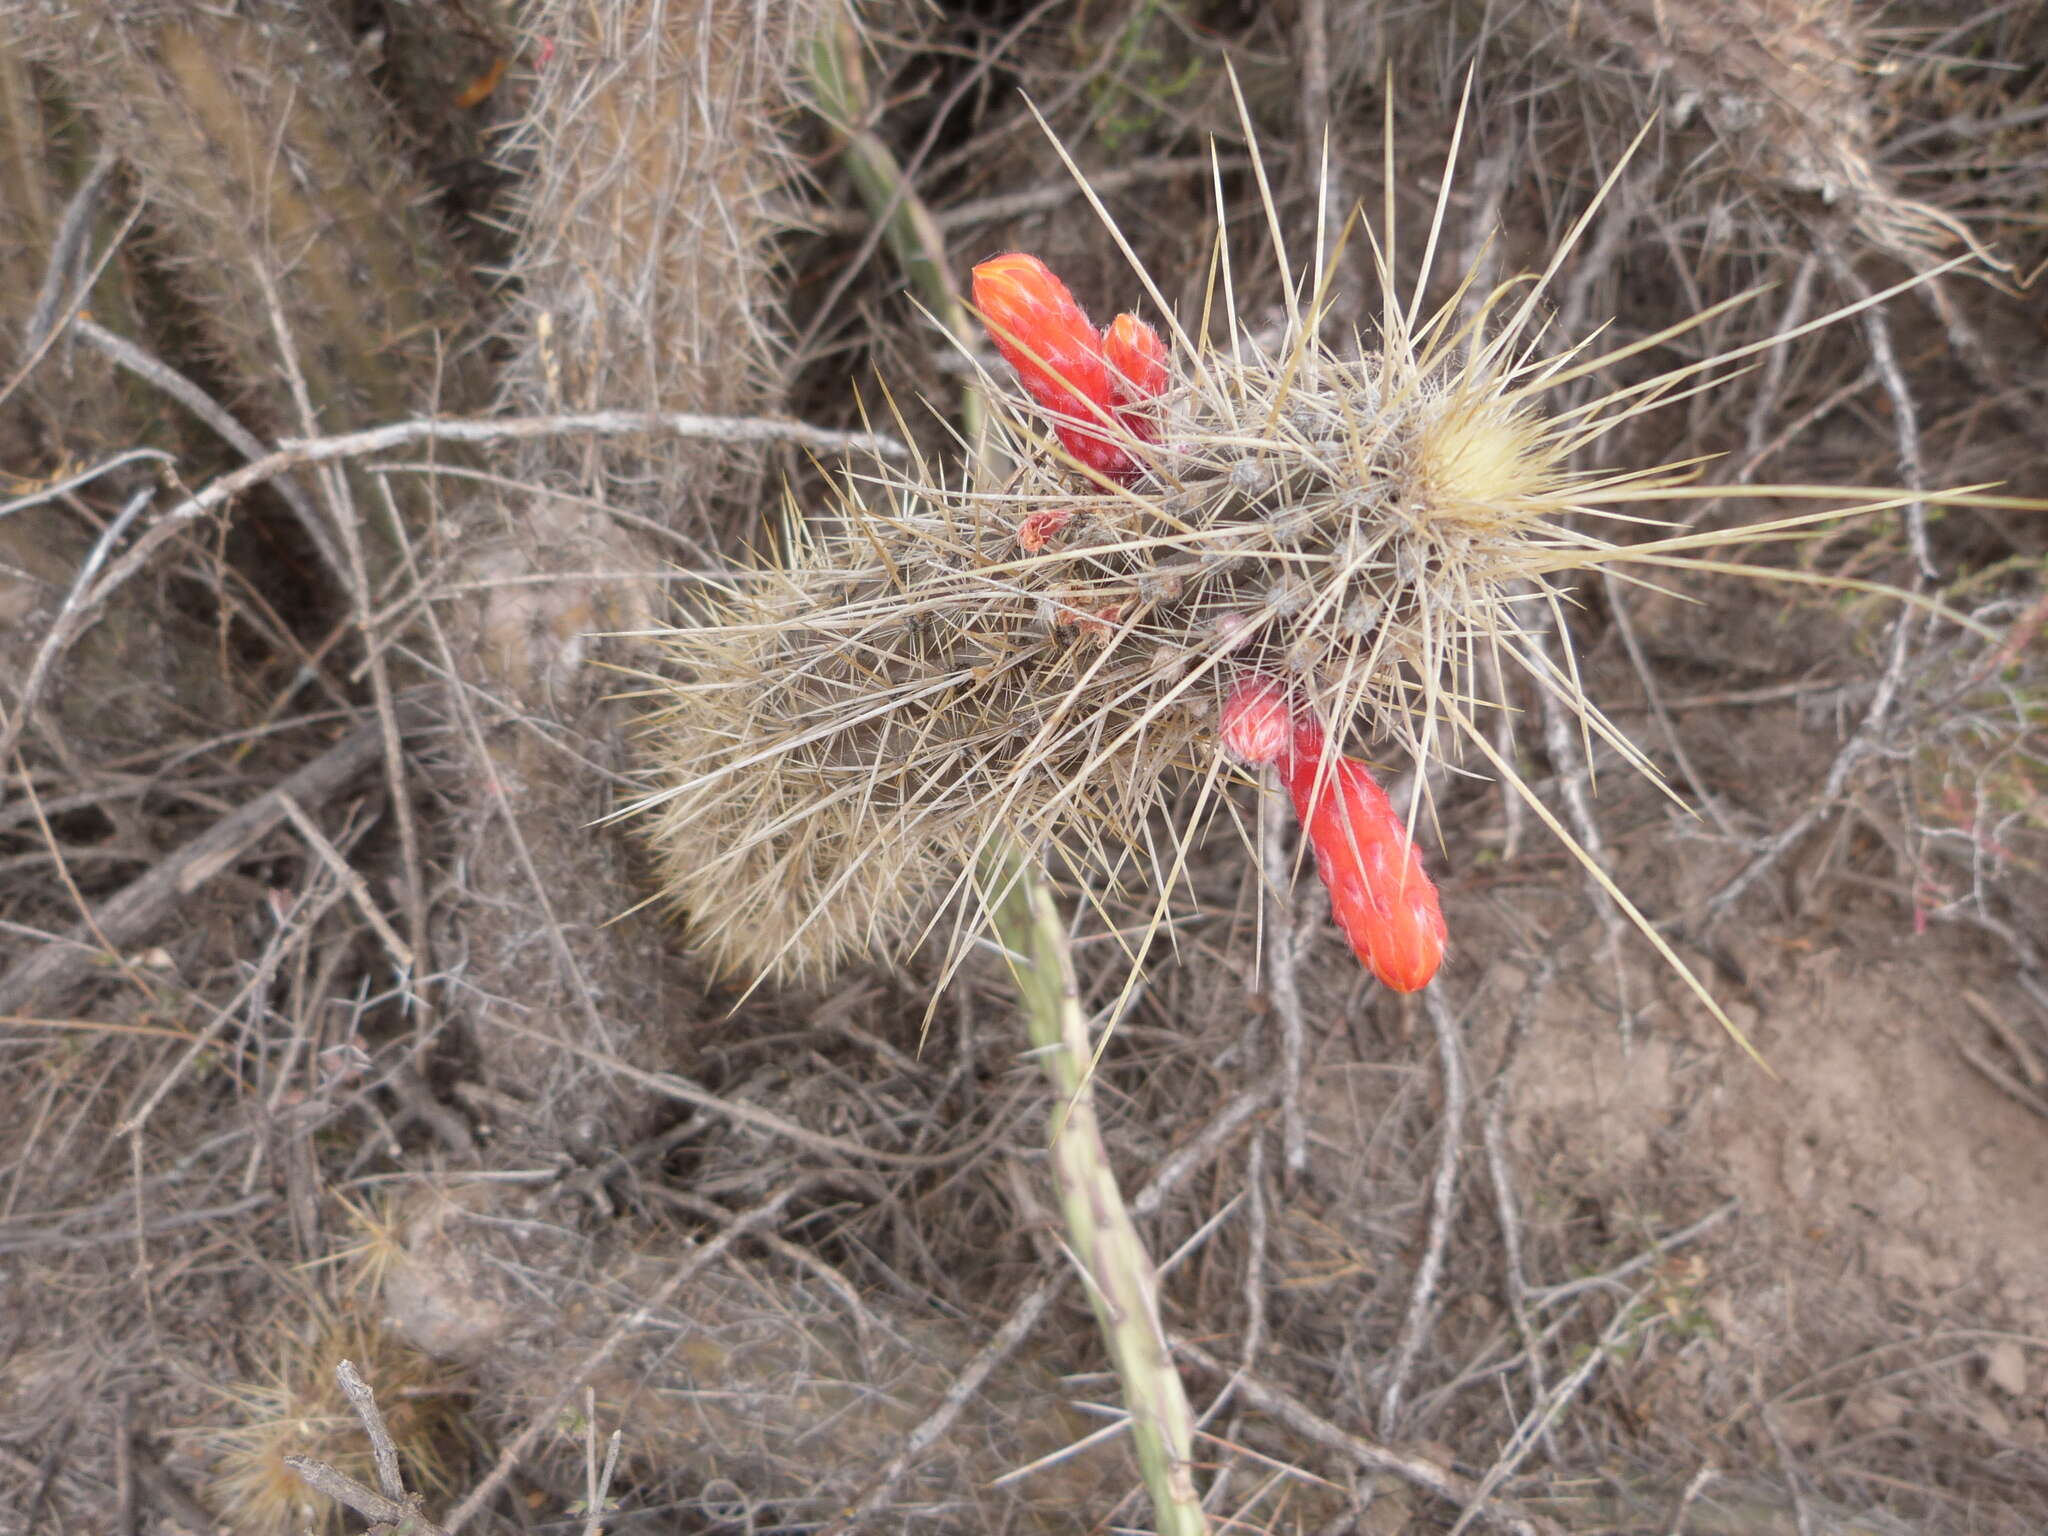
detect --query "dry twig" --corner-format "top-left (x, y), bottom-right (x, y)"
top-left (0, 705), bottom-right (427, 1016)
top-left (53, 409), bottom-right (899, 683)
top-left (0, 487), bottom-right (154, 774)
top-left (283, 1357), bottom-right (451, 1536)
top-left (1378, 984), bottom-right (1471, 1435)
top-left (1478, 958), bottom-right (1560, 1456)
top-left (1259, 774), bottom-right (1311, 1176)
top-left (826, 1073), bottom-right (1283, 1529)
top-left (442, 1182), bottom-right (809, 1533)
top-left (1705, 248), bottom-right (1935, 923)
top-left (1174, 1338), bottom-right (1562, 1536)
top-left (1451, 1282), bottom-right (1662, 1536)
top-left (68, 315), bottom-right (341, 577)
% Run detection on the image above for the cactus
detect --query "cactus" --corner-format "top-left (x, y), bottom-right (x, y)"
top-left (18, 1), bottom-right (491, 576)
top-left (631, 121), bottom-right (2041, 1026)
top-left (493, 0), bottom-right (822, 511)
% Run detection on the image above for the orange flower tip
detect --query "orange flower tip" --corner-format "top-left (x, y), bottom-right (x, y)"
top-left (970, 253), bottom-right (1103, 385)
top-left (1335, 871), bottom-right (1447, 992)
top-left (1377, 942), bottom-right (1446, 993)
top-left (1361, 875), bottom-right (1449, 992)
top-left (1017, 508), bottom-right (1075, 553)
top-left (1105, 314), bottom-right (1168, 449)
top-left (970, 252), bottom-right (1055, 290)
top-left (1219, 676), bottom-right (1293, 765)
top-left (1104, 313), bottom-right (1169, 403)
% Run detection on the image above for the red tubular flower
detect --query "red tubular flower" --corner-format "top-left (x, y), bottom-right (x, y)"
top-left (1281, 729), bottom-right (1447, 994)
top-left (971, 253), bottom-right (1137, 480)
top-left (1103, 312), bottom-right (1168, 442)
top-left (1219, 676), bottom-right (1447, 993)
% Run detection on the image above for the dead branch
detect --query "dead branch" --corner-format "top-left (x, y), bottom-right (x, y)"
top-left (283, 1356), bottom-right (452, 1535)
top-left (1705, 245), bottom-right (1935, 923)
top-left (824, 1074), bottom-right (1283, 1529)
top-left (69, 316), bottom-right (341, 577)
top-left (1378, 984), bottom-right (1471, 1435)
top-left (1260, 773), bottom-right (1310, 1175)
top-left (55, 409), bottom-right (903, 679)
top-left (0, 704), bottom-right (430, 1016)
top-left (1173, 1337), bottom-right (1563, 1536)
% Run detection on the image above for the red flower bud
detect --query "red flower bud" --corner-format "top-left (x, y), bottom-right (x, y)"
top-left (1103, 312), bottom-right (1169, 442)
top-left (971, 253), bottom-right (1136, 480)
top-left (1219, 676), bottom-right (1292, 766)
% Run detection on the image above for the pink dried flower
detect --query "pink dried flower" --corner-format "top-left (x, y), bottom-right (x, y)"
top-left (1016, 507), bottom-right (1075, 553)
